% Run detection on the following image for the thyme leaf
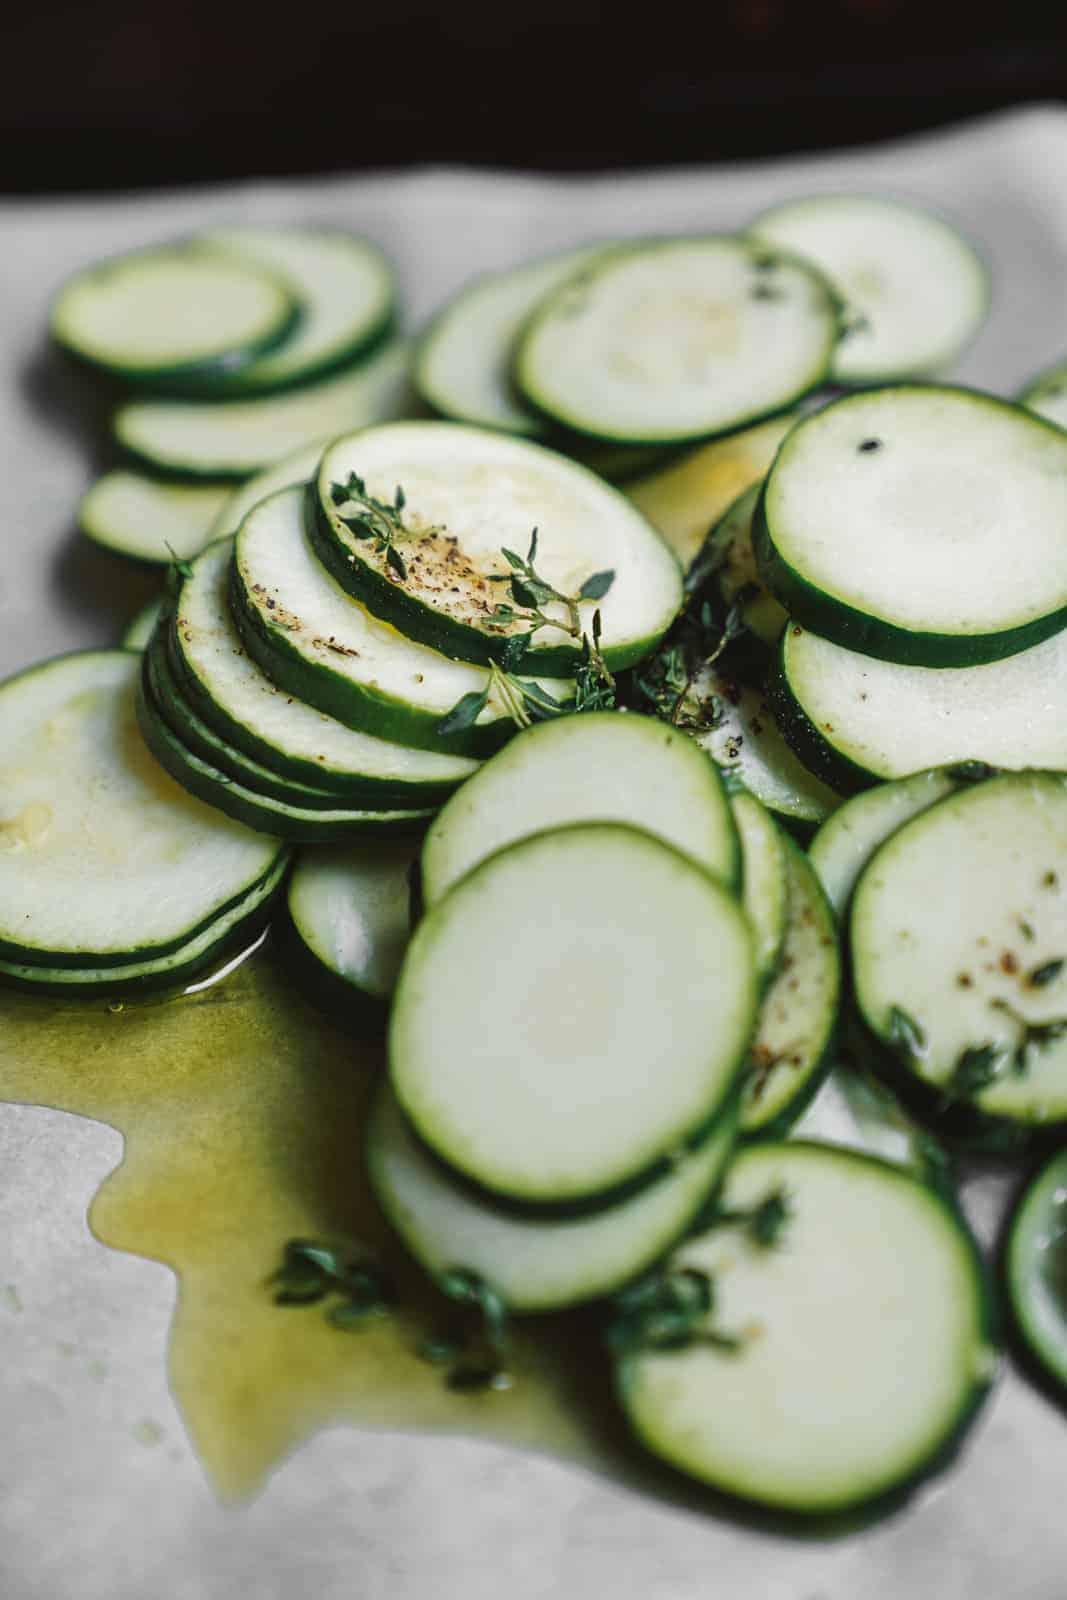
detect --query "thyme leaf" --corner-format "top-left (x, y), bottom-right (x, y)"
top-left (1028, 959), bottom-right (1065, 989)
top-left (330, 473), bottom-right (437, 578)
top-left (941, 1043), bottom-right (1004, 1105)
top-left (270, 1238), bottom-right (393, 1325)
top-left (886, 1004), bottom-right (926, 1062)
top-left (606, 1266), bottom-right (742, 1356)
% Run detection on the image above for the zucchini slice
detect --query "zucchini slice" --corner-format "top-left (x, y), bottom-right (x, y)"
top-left (514, 237), bottom-right (838, 445)
top-left (50, 243), bottom-right (298, 386)
top-left (741, 838), bottom-right (839, 1138)
top-left (195, 227), bottom-right (394, 394)
top-left (121, 596), bottom-right (164, 651)
top-left (809, 766), bottom-right (971, 918)
top-left (0, 651), bottom-right (284, 968)
top-left (691, 482), bottom-right (787, 650)
top-left (0, 855), bottom-right (285, 998)
top-left (626, 413), bottom-right (797, 569)
top-left (1019, 356), bottom-right (1067, 433)
top-left (137, 674), bottom-right (433, 843)
top-left (616, 1143), bottom-right (995, 1515)
top-left (775, 623), bottom-right (1067, 793)
top-left (287, 840), bottom-right (416, 1014)
top-left (1006, 1148), bottom-right (1067, 1395)
top-left (420, 710), bottom-right (740, 907)
top-left (729, 789), bottom-right (788, 985)
top-left (390, 823), bottom-right (756, 1205)
top-left (688, 663), bottom-right (840, 829)
top-left (206, 439), bottom-right (332, 542)
top-left (367, 1082), bottom-right (738, 1314)
top-left (756, 387), bottom-right (1067, 666)
top-left (171, 539), bottom-right (476, 803)
top-left (414, 244), bottom-right (604, 435)
top-left (751, 196), bottom-right (988, 384)
top-left (310, 421), bottom-right (681, 675)
top-left (114, 340), bottom-right (412, 480)
top-left (851, 771), bottom-right (1067, 1128)
top-left (79, 472), bottom-right (232, 565)
top-left (232, 486), bottom-right (568, 758)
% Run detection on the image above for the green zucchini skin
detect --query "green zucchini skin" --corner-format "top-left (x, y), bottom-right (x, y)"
top-left (137, 671), bottom-right (434, 842)
top-left (754, 387), bottom-right (1067, 668)
top-left (1003, 1149), bottom-right (1067, 1405)
top-left (766, 643), bottom-right (877, 796)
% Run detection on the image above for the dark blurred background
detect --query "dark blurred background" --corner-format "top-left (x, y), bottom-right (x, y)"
top-left (3, 1), bottom-right (1064, 192)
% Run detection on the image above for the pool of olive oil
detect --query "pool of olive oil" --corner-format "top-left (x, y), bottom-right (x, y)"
top-left (0, 943), bottom-right (638, 1503)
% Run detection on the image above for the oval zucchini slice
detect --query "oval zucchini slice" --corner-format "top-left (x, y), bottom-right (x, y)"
top-left (232, 486), bottom-right (569, 758)
top-left (79, 472), bottom-right (232, 565)
top-left (414, 243), bottom-right (605, 435)
top-left (751, 195), bottom-right (988, 384)
top-left (0, 651), bottom-right (284, 968)
top-left (196, 227), bottom-right (395, 394)
top-left (311, 421), bottom-right (682, 675)
top-left (287, 841), bottom-right (417, 1017)
top-left (172, 539), bottom-right (477, 804)
top-left (774, 623), bottom-right (1067, 792)
top-left (729, 789), bottom-right (788, 984)
top-left (756, 387), bottom-right (1067, 667)
top-left (391, 823), bottom-right (756, 1205)
top-left (741, 838), bottom-right (839, 1137)
top-left (514, 237), bottom-right (839, 445)
top-left (616, 1142), bottom-right (995, 1515)
top-left (852, 771), bottom-right (1067, 1128)
top-left (115, 340), bottom-right (412, 480)
top-left (51, 243), bottom-right (298, 386)
top-left (420, 711), bottom-right (740, 907)
top-left (367, 1082), bottom-right (738, 1314)
top-left (1006, 1148), bottom-right (1067, 1396)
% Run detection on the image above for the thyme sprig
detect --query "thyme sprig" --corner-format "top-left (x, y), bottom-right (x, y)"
top-left (329, 473), bottom-right (433, 582)
top-left (707, 1184), bottom-right (792, 1250)
top-left (418, 1268), bottom-right (513, 1392)
top-left (634, 594), bottom-right (749, 730)
top-left (270, 1238), bottom-right (394, 1327)
top-left (990, 997), bottom-right (1067, 1075)
top-left (606, 1267), bottom-right (742, 1356)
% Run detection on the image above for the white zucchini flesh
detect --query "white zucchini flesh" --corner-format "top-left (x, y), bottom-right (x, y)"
top-left (287, 842), bottom-right (416, 999)
top-left (115, 340), bottom-right (412, 478)
top-left (420, 711), bottom-right (739, 907)
top-left (809, 766), bottom-right (962, 918)
top-left (729, 790), bottom-right (788, 984)
top-left (751, 195), bottom-right (988, 383)
top-left (51, 247), bottom-right (295, 376)
top-left (617, 1143), bottom-right (994, 1513)
top-left (313, 421), bottom-right (682, 673)
top-left (691, 664), bottom-right (840, 826)
top-left (390, 824), bottom-right (757, 1205)
top-left (367, 1083), bottom-right (738, 1314)
top-left (0, 651), bottom-right (282, 964)
top-left (174, 539), bottom-right (477, 793)
top-left (0, 855), bottom-right (284, 995)
top-left (626, 413), bottom-right (797, 570)
top-left (852, 772), bottom-right (1067, 1123)
top-left (697, 483), bottom-right (786, 648)
top-left (515, 238), bottom-right (838, 444)
top-left (760, 388), bottom-right (1067, 656)
top-left (414, 244), bottom-right (604, 434)
top-left (234, 487), bottom-right (566, 741)
top-left (741, 840), bottom-right (839, 1135)
top-left (780, 624), bottom-right (1067, 784)
top-left (200, 228), bottom-right (394, 391)
top-left (1020, 358), bottom-right (1067, 432)
top-left (207, 439), bottom-right (332, 541)
top-left (79, 471), bottom-right (232, 564)
top-left (121, 597), bottom-right (164, 651)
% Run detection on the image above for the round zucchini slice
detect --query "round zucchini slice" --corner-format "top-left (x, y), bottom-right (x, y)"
top-left (391, 823), bottom-right (756, 1205)
top-left (756, 386), bottom-right (1067, 667)
top-left (852, 771), bottom-right (1067, 1128)
top-left (514, 237), bottom-right (838, 445)
top-left (51, 244), bottom-right (297, 386)
top-left (311, 421), bottom-right (682, 675)
top-left (79, 472), bottom-right (232, 565)
top-left (0, 650), bottom-right (284, 968)
top-left (367, 1083), bottom-right (738, 1314)
top-left (751, 195), bottom-right (988, 384)
top-left (420, 710), bottom-right (740, 907)
top-left (196, 227), bottom-right (395, 393)
top-left (774, 623), bottom-right (1067, 793)
top-left (1006, 1148), bottom-right (1067, 1396)
top-left (287, 840), bottom-right (416, 1014)
top-left (616, 1142), bottom-right (995, 1515)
